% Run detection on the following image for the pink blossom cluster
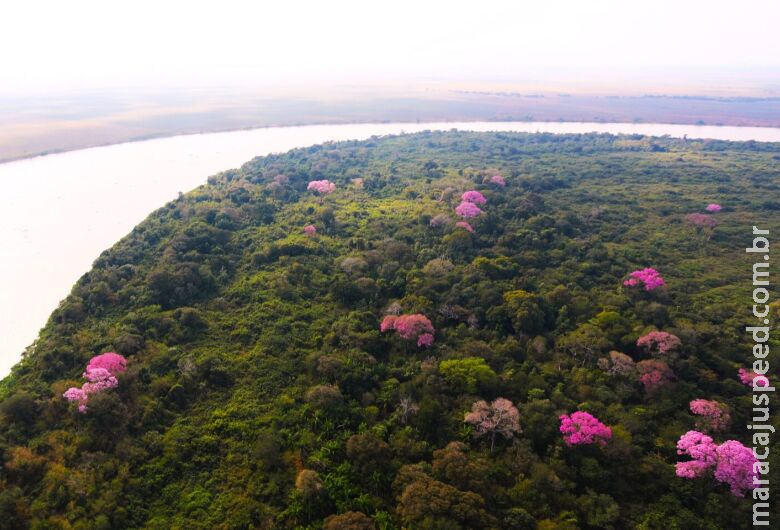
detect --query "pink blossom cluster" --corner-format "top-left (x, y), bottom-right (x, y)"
top-left (623, 268), bottom-right (665, 291)
top-left (675, 431), bottom-right (757, 496)
top-left (636, 331), bottom-right (682, 356)
top-left (307, 180), bottom-right (336, 194)
top-left (714, 441), bottom-right (757, 496)
top-left (465, 398), bottom-right (520, 450)
top-left (455, 221), bottom-right (474, 233)
top-left (303, 225), bottom-right (317, 236)
top-left (455, 201), bottom-right (483, 218)
top-left (63, 353), bottom-right (126, 413)
top-left (738, 367), bottom-right (771, 388)
top-left (686, 213), bottom-right (717, 229)
top-left (689, 399), bottom-right (731, 432)
top-left (461, 190), bottom-right (487, 205)
top-left (489, 175), bottom-right (506, 187)
top-left (675, 430), bottom-right (718, 478)
top-left (453, 189), bottom-right (488, 219)
top-left (416, 332), bottom-right (435, 347)
top-left (86, 352), bottom-right (127, 374)
top-left (636, 359), bottom-right (675, 393)
top-left (705, 203), bottom-right (722, 212)
top-left (380, 313), bottom-right (435, 347)
top-left (559, 411), bottom-right (612, 446)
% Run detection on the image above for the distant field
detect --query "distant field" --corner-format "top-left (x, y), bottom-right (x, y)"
top-left (2, 88), bottom-right (780, 162)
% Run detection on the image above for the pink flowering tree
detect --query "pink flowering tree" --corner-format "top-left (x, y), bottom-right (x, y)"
top-left (307, 180), bottom-right (336, 194)
top-left (489, 175), bottom-right (506, 187)
top-left (380, 315), bottom-right (397, 333)
top-left (623, 268), bottom-right (665, 291)
top-left (455, 201), bottom-right (482, 218)
top-left (559, 411), bottom-right (612, 446)
top-left (86, 352), bottom-right (127, 374)
top-left (393, 314), bottom-right (433, 338)
top-left (675, 430), bottom-right (718, 479)
top-left (738, 367), bottom-right (771, 388)
top-left (455, 221), bottom-right (474, 233)
top-left (461, 190), bottom-right (487, 205)
top-left (380, 314), bottom-right (435, 347)
top-left (62, 387), bottom-right (88, 413)
top-left (686, 213), bottom-right (718, 242)
top-left (636, 359), bottom-right (674, 393)
top-left (636, 331), bottom-right (682, 360)
top-left (63, 353), bottom-right (126, 413)
top-left (714, 441), bottom-right (757, 496)
top-left (675, 431), bottom-right (757, 497)
top-left (705, 203), bottom-right (722, 212)
top-left (303, 225), bottom-right (317, 236)
top-left (464, 398), bottom-right (520, 452)
top-left (83, 367), bottom-right (119, 391)
top-left (686, 213), bottom-right (717, 229)
top-left (417, 333), bottom-right (435, 347)
top-left (689, 399), bottom-right (731, 432)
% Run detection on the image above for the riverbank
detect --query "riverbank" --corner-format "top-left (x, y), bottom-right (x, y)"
top-left (4, 89), bottom-right (780, 163)
top-left (2, 121), bottom-right (780, 377)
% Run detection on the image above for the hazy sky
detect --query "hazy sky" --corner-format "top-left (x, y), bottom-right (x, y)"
top-left (2, 1), bottom-right (779, 95)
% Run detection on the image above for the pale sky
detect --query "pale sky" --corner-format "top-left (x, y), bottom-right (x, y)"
top-left (1, 0), bottom-right (779, 96)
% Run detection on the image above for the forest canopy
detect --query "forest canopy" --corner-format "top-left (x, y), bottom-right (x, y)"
top-left (0, 131), bottom-right (778, 529)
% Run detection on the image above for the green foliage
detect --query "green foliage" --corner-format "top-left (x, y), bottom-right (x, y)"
top-left (439, 358), bottom-right (498, 394)
top-left (503, 289), bottom-right (550, 335)
top-left (0, 131), bottom-right (777, 529)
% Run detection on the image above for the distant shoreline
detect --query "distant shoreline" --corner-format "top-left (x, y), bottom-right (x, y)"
top-left (4, 117), bottom-right (780, 166)
top-left (4, 90), bottom-right (780, 164)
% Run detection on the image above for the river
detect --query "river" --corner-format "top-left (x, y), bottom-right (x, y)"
top-left (2, 120), bottom-right (779, 377)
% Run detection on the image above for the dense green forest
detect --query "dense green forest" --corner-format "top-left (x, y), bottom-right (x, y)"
top-left (0, 131), bottom-right (778, 529)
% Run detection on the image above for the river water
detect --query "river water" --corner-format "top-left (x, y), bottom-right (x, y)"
top-left (2, 120), bottom-right (779, 377)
